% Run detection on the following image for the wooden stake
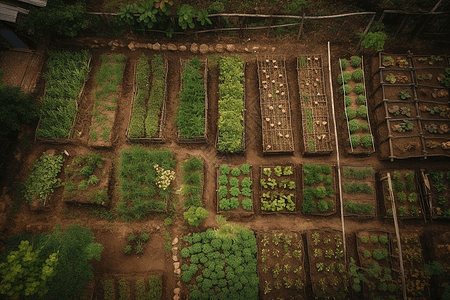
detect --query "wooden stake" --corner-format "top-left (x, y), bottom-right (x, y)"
top-left (266, 16), bottom-right (273, 37)
top-left (296, 13), bottom-right (305, 40)
top-left (394, 15), bottom-right (408, 37)
top-left (357, 14), bottom-right (376, 50)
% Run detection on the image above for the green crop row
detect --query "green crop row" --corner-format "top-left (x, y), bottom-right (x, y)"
top-left (129, 54), bottom-right (150, 138)
top-left (217, 56), bottom-right (245, 153)
top-left (37, 50), bottom-right (90, 138)
top-left (146, 54), bottom-right (166, 138)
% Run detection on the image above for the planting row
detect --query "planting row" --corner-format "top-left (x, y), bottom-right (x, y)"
top-left (100, 275), bottom-right (162, 300)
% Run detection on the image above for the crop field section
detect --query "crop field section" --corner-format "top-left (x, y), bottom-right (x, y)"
top-left (373, 52), bottom-right (450, 160)
top-left (127, 54), bottom-right (168, 143)
top-left (216, 164), bottom-right (253, 214)
top-left (257, 56), bottom-right (294, 154)
top-left (297, 55), bottom-right (333, 154)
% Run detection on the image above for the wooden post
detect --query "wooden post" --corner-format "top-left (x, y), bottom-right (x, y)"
top-left (296, 13), bottom-right (305, 40)
top-left (266, 16), bottom-right (273, 37)
top-left (415, 0), bottom-right (443, 39)
top-left (394, 15), bottom-right (408, 37)
top-left (357, 13), bottom-right (376, 50)
top-left (217, 16), bottom-right (221, 40)
top-left (378, 10), bottom-right (386, 23)
top-left (239, 16), bottom-right (243, 38)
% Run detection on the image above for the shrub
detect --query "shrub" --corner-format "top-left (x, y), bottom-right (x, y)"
top-left (230, 197), bottom-right (239, 209)
top-left (242, 199), bottom-right (252, 210)
top-left (345, 96), bottom-right (352, 107)
top-left (361, 31), bottom-right (387, 51)
top-left (303, 198), bottom-right (316, 214)
top-left (229, 177), bottom-right (239, 187)
top-left (353, 83), bottom-right (364, 95)
top-left (356, 95), bottom-right (366, 105)
top-left (373, 248), bottom-right (388, 260)
top-left (360, 236), bottom-right (368, 243)
top-left (397, 192), bottom-right (407, 202)
top-left (340, 59), bottom-right (348, 69)
top-left (317, 199), bottom-right (329, 212)
top-left (220, 165), bottom-right (230, 175)
top-left (240, 163), bottom-right (250, 175)
top-left (218, 186), bottom-right (228, 199)
top-left (346, 107), bottom-right (357, 120)
top-left (363, 250), bottom-right (371, 258)
top-left (350, 134), bottom-right (360, 147)
top-left (218, 175), bottom-right (228, 186)
top-left (231, 167), bottom-right (241, 177)
top-left (351, 56), bottom-right (362, 67)
top-left (229, 187), bottom-right (240, 197)
top-left (184, 206), bottom-right (209, 226)
top-left (348, 119), bottom-right (360, 133)
top-left (220, 199), bottom-right (231, 210)
top-left (361, 134), bottom-right (373, 148)
top-left (339, 84), bottom-right (351, 95)
top-left (357, 105), bottom-right (367, 118)
top-left (379, 235), bottom-right (388, 244)
top-left (370, 235), bottom-right (378, 243)
top-left (351, 69), bottom-right (364, 82)
top-left (337, 72), bottom-right (351, 85)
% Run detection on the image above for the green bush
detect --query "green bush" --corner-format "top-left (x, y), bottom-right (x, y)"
top-left (346, 107), bottom-right (357, 120)
top-left (360, 134), bottom-right (372, 148)
top-left (218, 175), bottom-right (228, 186)
top-left (229, 177), bottom-right (239, 187)
top-left (357, 105), bottom-right (367, 118)
top-left (351, 69), bottom-right (364, 82)
top-left (379, 235), bottom-right (388, 245)
top-left (229, 187), bottom-right (240, 197)
top-left (182, 157), bottom-right (203, 172)
top-left (220, 165), bottom-right (230, 175)
top-left (242, 199), bottom-right (252, 210)
top-left (340, 59), bottom-right (348, 69)
top-left (397, 191), bottom-right (407, 202)
top-left (363, 250), bottom-right (371, 258)
top-left (241, 178), bottom-right (252, 189)
top-left (408, 193), bottom-right (418, 202)
top-left (317, 199), bottom-right (329, 212)
top-left (361, 31), bottom-right (387, 51)
top-left (360, 121), bottom-right (369, 131)
top-left (350, 134), bottom-right (360, 147)
top-left (231, 167), bottom-right (241, 177)
top-left (353, 83), bottom-right (364, 95)
top-left (348, 119), bottom-right (360, 133)
top-left (360, 236), bottom-right (368, 243)
top-left (356, 95), bottom-right (366, 105)
top-left (220, 199), bottom-right (231, 210)
top-left (302, 198), bottom-right (316, 214)
top-left (315, 186), bottom-right (327, 198)
top-left (370, 235), bottom-right (378, 243)
top-left (351, 56), bottom-right (362, 67)
top-left (184, 206), bottom-right (209, 226)
top-left (344, 201), bottom-right (374, 215)
top-left (345, 96), bottom-right (352, 107)
top-left (240, 163), bottom-right (250, 175)
top-left (218, 186), bottom-right (228, 199)
top-left (339, 84), bottom-right (351, 95)
top-left (337, 72), bottom-right (351, 85)
top-left (373, 248), bottom-right (388, 260)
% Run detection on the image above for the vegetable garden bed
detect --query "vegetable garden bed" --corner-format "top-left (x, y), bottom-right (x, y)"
top-left (257, 55), bottom-right (294, 154)
top-left (338, 56), bottom-right (375, 154)
top-left (177, 57), bottom-right (208, 144)
top-left (429, 232), bottom-right (450, 299)
top-left (297, 55), bottom-right (333, 155)
top-left (127, 54), bottom-right (168, 143)
top-left (391, 232), bottom-right (430, 299)
top-left (374, 52), bottom-right (450, 160)
top-left (306, 229), bottom-right (348, 299)
top-left (257, 231), bottom-right (306, 299)
top-left (350, 231), bottom-right (400, 299)
top-left (99, 275), bottom-right (162, 300)
top-left (302, 164), bottom-right (336, 216)
top-left (181, 156), bottom-right (205, 209)
top-left (259, 166), bottom-right (297, 214)
top-left (216, 56), bottom-right (246, 154)
top-left (118, 147), bottom-right (176, 219)
top-left (62, 153), bottom-right (112, 206)
top-left (380, 170), bottom-right (426, 220)
top-left (180, 228), bottom-right (259, 299)
top-left (35, 50), bottom-right (91, 144)
top-left (341, 165), bottom-right (376, 217)
top-left (88, 54), bottom-right (127, 148)
top-left (422, 170), bottom-right (450, 219)
top-left (216, 164), bottom-right (253, 215)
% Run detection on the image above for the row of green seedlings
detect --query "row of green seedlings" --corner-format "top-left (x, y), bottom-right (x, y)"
top-left (179, 226), bottom-right (259, 299)
top-left (63, 153), bottom-right (109, 205)
top-left (102, 275), bottom-right (162, 300)
top-left (218, 164), bottom-right (252, 211)
top-left (123, 232), bottom-right (150, 255)
top-left (177, 57), bottom-right (206, 139)
top-left (217, 55), bottom-right (245, 153)
top-left (385, 171), bottom-right (421, 218)
top-left (342, 166), bottom-right (375, 215)
top-left (302, 164), bottom-right (335, 214)
top-left (181, 157), bottom-right (209, 227)
top-left (260, 232), bottom-right (305, 296)
top-left (339, 56), bottom-right (373, 149)
top-left (23, 153), bottom-right (64, 205)
top-left (360, 235), bottom-right (390, 260)
top-left (37, 50), bottom-right (91, 139)
top-left (309, 231), bottom-right (347, 298)
top-left (90, 54), bottom-right (126, 143)
top-left (117, 147), bottom-right (176, 220)
top-left (427, 171), bottom-right (450, 218)
top-left (129, 54), bottom-right (166, 138)
top-left (260, 166), bottom-right (295, 212)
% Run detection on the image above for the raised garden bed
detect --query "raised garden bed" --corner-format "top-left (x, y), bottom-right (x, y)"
top-left (127, 54), bottom-right (168, 143)
top-left (301, 164), bottom-right (336, 216)
top-left (412, 55), bottom-right (448, 68)
top-left (177, 57), bottom-right (208, 144)
top-left (257, 55), bottom-right (294, 154)
top-left (35, 50), bottom-right (91, 143)
top-left (216, 164), bottom-right (253, 214)
top-left (216, 55), bottom-right (246, 153)
top-left (180, 228), bottom-right (259, 299)
top-left (259, 166), bottom-right (296, 214)
top-left (341, 165), bottom-right (376, 217)
top-left (62, 153), bottom-right (112, 206)
top-left (23, 151), bottom-right (64, 210)
top-left (338, 56), bottom-right (375, 154)
top-left (391, 232), bottom-right (430, 299)
top-left (99, 275), bottom-right (162, 300)
top-left (428, 232), bottom-right (450, 298)
top-left (118, 147), bottom-right (175, 220)
top-left (88, 53), bottom-right (127, 148)
top-left (379, 53), bottom-right (411, 69)
top-left (257, 231), bottom-right (306, 299)
top-left (350, 231), bottom-right (400, 299)
top-left (298, 55), bottom-right (333, 154)
top-left (374, 52), bottom-right (450, 160)
top-left (181, 156), bottom-right (204, 209)
top-left (380, 170), bottom-right (425, 220)
top-left (422, 170), bottom-right (450, 219)
top-left (306, 229), bottom-right (348, 299)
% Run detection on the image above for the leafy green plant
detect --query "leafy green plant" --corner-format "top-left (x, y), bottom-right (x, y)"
top-left (242, 198), bottom-right (252, 210)
top-left (398, 206), bottom-right (408, 217)
top-left (363, 250), bottom-right (372, 258)
top-left (346, 107), bottom-right (357, 120)
top-left (220, 164), bottom-right (230, 175)
top-left (398, 90), bottom-right (411, 100)
top-left (386, 73), bottom-right (396, 83)
top-left (241, 163), bottom-right (251, 175)
top-left (351, 56), bottom-right (362, 67)
top-left (337, 72), bottom-right (351, 85)
top-left (356, 95), bottom-right (366, 105)
top-left (360, 236), bottom-right (368, 243)
top-left (345, 96), bottom-right (352, 107)
top-left (348, 119), bottom-right (360, 133)
top-left (361, 134), bottom-right (373, 148)
top-left (148, 275), bottom-right (162, 300)
top-left (274, 166), bottom-right (283, 177)
top-left (339, 84), bottom-right (351, 95)
top-left (351, 69), bottom-right (364, 82)
top-left (353, 83), bottom-right (364, 95)
top-left (118, 278), bottom-right (130, 300)
top-left (184, 206), bottom-right (209, 226)
top-left (231, 167), bottom-right (241, 177)
top-left (177, 4), bottom-right (197, 30)
top-left (350, 134), bottom-right (360, 147)
top-left (360, 32), bottom-right (386, 51)
top-left (145, 55), bottom-right (166, 138)
top-left (340, 58), bottom-right (348, 69)
top-left (344, 201), bottom-right (374, 215)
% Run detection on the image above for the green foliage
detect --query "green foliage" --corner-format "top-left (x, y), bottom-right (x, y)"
top-left (229, 177), bottom-right (239, 187)
top-left (135, 279), bottom-right (146, 300)
top-left (218, 186), bottom-right (228, 199)
top-left (282, 0), bottom-right (308, 14)
top-left (118, 278), bottom-right (130, 300)
top-left (397, 191), bottom-right (407, 202)
top-left (340, 58), bottom-right (348, 69)
top-left (363, 250), bottom-right (371, 258)
top-left (231, 167), bottom-right (241, 177)
top-left (373, 248), bottom-right (388, 260)
top-left (351, 56), bottom-right (362, 67)
top-left (343, 167), bottom-right (373, 179)
top-left (148, 275), bottom-right (163, 300)
top-left (177, 4), bottom-right (197, 30)
top-left (242, 199), bottom-right (252, 210)
top-left (220, 165), bottom-right (230, 175)
top-left (339, 84), bottom-right (351, 95)
top-left (123, 245), bottom-right (132, 254)
top-left (361, 31), bottom-right (387, 51)
top-left (177, 57), bottom-right (206, 138)
top-left (356, 95), bottom-right (366, 105)
top-left (379, 235), bottom-right (388, 244)
top-left (360, 236), bottom-right (368, 243)
top-left (344, 201), bottom-right (374, 215)
top-left (398, 90), bottom-right (411, 100)
top-left (302, 198), bottom-right (316, 214)
top-left (241, 177), bottom-right (252, 189)
top-left (317, 199), bottom-right (331, 212)
top-left (145, 55), bottom-right (166, 138)
top-left (353, 83), bottom-right (365, 95)
top-left (184, 206), bottom-right (209, 226)
top-left (348, 119), bottom-right (360, 133)
top-left (217, 56), bottom-right (245, 153)
top-left (229, 187), bottom-right (240, 197)
top-left (346, 107), bottom-right (357, 120)
top-left (183, 157), bottom-right (203, 172)
top-left (344, 183), bottom-right (373, 194)
top-left (425, 261), bottom-right (444, 276)
top-left (241, 163), bottom-right (251, 175)
top-left (351, 69), bottom-right (364, 82)
top-left (103, 279), bottom-right (115, 300)
top-left (24, 153), bottom-right (63, 204)
top-left (345, 96), bottom-right (352, 107)
top-left (350, 134), bottom-right (360, 147)
top-left (337, 72), bottom-right (351, 85)
top-left (129, 54), bottom-right (149, 138)
top-left (361, 134), bottom-right (373, 148)
top-left (36, 50), bottom-right (90, 138)
top-left (357, 105), bottom-right (367, 118)
top-left (19, 0), bottom-right (88, 37)
top-left (370, 235), bottom-right (378, 243)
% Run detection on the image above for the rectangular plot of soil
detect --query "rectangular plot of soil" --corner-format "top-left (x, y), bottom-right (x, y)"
top-left (341, 165), bottom-right (376, 217)
top-left (422, 170), bottom-right (450, 219)
top-left (259, 166), bottom-right (297, 214)
top-left (416, 85), bottom-right (449, 103)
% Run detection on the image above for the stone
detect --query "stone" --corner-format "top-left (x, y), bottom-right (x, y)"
top-left (199, 44), bottom-right (209, 54)
top-left (271, 47), bottom-right (276, 52)
top-left (147, 43), bottom-right (152, 49)
top-left (172, 246), bottom-right (178, 252)
top-left (161, 44), bottom-right (167, 51)
top-left (111, 46), bottom-right (116, 51)
top-left (153, 42), bottom-right (161, 51)
top-left (251, 46), bottom-right (259, 52)
top-left (173, 295), bottom-right (180, 300)
top-left (174, 268), bottom-right (181, 275)
top-left (173, 262), bottom-right (180, 269)
top-left (190, 43), bottom-right (199, 53)
top-left (127, 42), bottom-right (135, 51)
top-left (209, 45), bottom-right (215, 52)
top-left (215, 44), bottom-right (224, 52)
top-left (156, 226), bottom-right (160, 231)
top-left (177, 281), bottom-right (182, 287)
top-left (112, 41), bottom-right (119, 47)
top-left (244, 47), bottom-right (251, 53)
top-left (172, 255), bottom-right (178, 261)
top-left (107, 41), bottom-right (113, 46)
top-left (226, 44), bottom-right (235, 52)
top-left (174, 288), bottom-right (181, 295)
top-left (179, 45), bottom-right (187, 51)
top-left (168, 43), bottom-right (177, 51)
top-left (172, 237), bottom-right (178, 245)
top-left (94, 39), bottom-right (98, 44)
